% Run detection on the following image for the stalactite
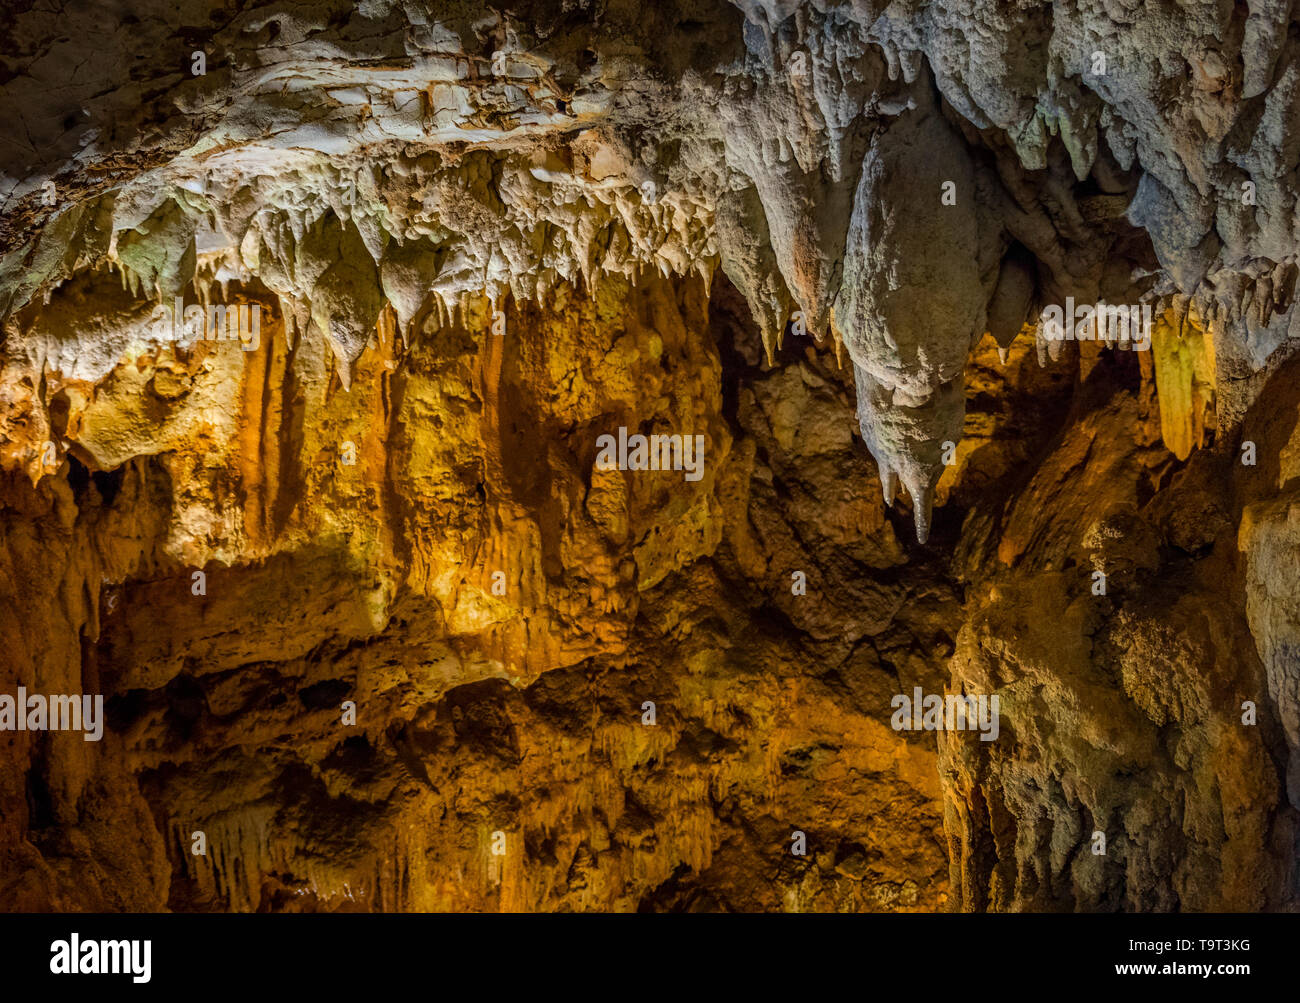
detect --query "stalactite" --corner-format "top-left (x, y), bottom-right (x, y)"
top-left (1150, 299), bottom-right (1217, 462)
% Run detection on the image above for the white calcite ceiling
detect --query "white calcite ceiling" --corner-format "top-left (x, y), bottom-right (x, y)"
top-left (3, 0), bottom-right (1300, 540)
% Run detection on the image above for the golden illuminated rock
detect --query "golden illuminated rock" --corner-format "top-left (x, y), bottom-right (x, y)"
top-left (1, 0), bottom-right (1299, 914)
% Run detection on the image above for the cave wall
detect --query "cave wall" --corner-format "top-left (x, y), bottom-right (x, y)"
top-left (1, 0), bottom-right (1299, 911)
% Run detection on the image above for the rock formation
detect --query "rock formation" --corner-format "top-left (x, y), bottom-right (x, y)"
top-left (0, 0), bottom-right (1297, 912)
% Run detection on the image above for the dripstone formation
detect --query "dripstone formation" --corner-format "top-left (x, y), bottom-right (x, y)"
top-left (1, 0), bottom-right (1298, 912)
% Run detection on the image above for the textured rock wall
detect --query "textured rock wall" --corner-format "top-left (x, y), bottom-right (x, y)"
top-left (2, 0), bottom-right (1300, 911)
top-left (1, 272), bottom-right (956, 911)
